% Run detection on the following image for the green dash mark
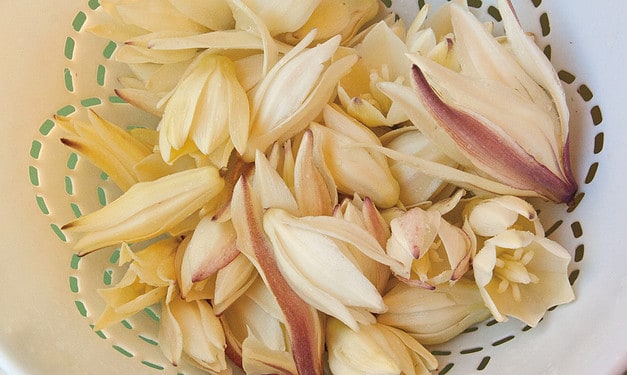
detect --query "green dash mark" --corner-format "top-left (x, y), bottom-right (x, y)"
top-left (70, 203), bottom-right (82, 218)
top-left (29, 166), bottom-right (39, 186)
top-left (540, 13), bottom-right (550, 37)
top-left (574, 244), bottom-right (585, 262)
top-left (90, 325), bottom-right (107, 339)
top-left (69, 276), bottom-right (79, 293)
top-left (460, 347), bottom-right (483, 354)
top-left (39, 119), bottom-right (55, 135)
top-left (492, 335), bottom-right (515, 346)
top-left (121, 320), bottom-right (133, 329)
top-left (64, 68), bottom-right (74, 92)
top-left (74, 300), bottom-right (88, 317)
top-left (439, 363), bottom-right (454, 375)
top-left (577, 84), bottom-right (594, 101)
top-left (65, 176), bottom-right (74, 195)
top-left (103, 41), bottom-right (117, 59)
top-left (103, 269), bottom-right (113, 285)
top-left (144, 307), bottom-right (160, 322)
top-left (380, 0), bottom-right (391, 7)
top-left (467, 0), bottom-right (482, 8)
top-left (112, 345), bottom-right (134, 358)
top-left (487, 5), bottom-right (501, 21)
top-left (64, 37), bottom-right (75, 59)
top-left (100, 171), bottom-right (109, 180)
top-left (36, 195), bottom-right (49, 215)
top-left (57, 105), bottom-right (76, 116)
top-left (477, 356), bottom-right (491, 371)
top-left (97, 186), bottom-right (107, 206)
top-left (30, 140), bottom-right (42, 159)
top-left (72, 11), bottom-right (87, 32)
top-left (67, 153), bottom-right (79, 169)
top-left (141, 361), bottom-right (164, 371)
top-left (97, 64), bottom-right (106, 86)
top-left (109, 95), bottom-right (126, 104)
top-left (109, 248), bottom-right (120, 264)
top-left (51, 224), bottom-right (67, 242)
top-left (81, 97), bottom-right (102, 107)
top-left (138, 335), bottom-right (159, 346)
top-left (591, 105), bottom-right (603, 125)
top-left (558, 70), bottom-right (576, 84)
top-left (88, 0), bottom-right (100, 10)
top-left (70, 253), bottom-right (81, 270)
top-left (571, 221), bottom-right (583, 238)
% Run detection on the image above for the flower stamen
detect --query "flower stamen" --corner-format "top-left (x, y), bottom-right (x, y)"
top-left (493, 248), bottom-right (539, 302)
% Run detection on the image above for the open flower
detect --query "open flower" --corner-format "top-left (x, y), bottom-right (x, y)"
top-left (386, 203), bottom-right (472, 288)
top-left (93, 238), bottom-right (179, 331)
top-left (326, 318), bottom-right (438, 375)
top-left (379, 2), bottom-right (577, 203)
top-left (337, 19), bottom-right (411, 127)
top-left (473, 230), bottom-right (575, 327)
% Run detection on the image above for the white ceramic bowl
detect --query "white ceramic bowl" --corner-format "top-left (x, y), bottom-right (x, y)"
top-left (1, 1), bottom-right (626, 374)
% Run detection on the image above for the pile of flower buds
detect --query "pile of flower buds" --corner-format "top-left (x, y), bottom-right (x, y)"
top-left (58, 0), bottom-right (577, 373)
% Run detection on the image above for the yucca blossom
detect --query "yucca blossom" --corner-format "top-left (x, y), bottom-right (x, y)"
top-left (379, 2), bottom-right (577, 203)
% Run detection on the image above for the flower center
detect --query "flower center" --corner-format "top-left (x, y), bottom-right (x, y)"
top-left (493, 247), bottom-right (539, 302)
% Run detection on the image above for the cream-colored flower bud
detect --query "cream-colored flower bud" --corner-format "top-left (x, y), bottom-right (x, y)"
top-left (335, 195), bottom-right (391, 293)
top-left (311, 104), bottom-right (400, 208)
top-left (159, 53), bottom-right (249, 164)
top-left (381, 127), bottom-right (457, 207)
top-left (378, 278), bottom-right (491, 345)
top-left (262, 207), bottom-right (398, 330)
top-left (62, 166), bottom-right (225, 255)
top-left (178, 216), bottom-right (239, 297)
top-left (212, 254), bottom-right (258, 315)
top-left (243, 32), bottom-right (358, 161)
top-left (159, 292), bottom-right (228, 372)
top-left (464, 195), bottom-right (544, 239)
top-left (326, 318), bottom-right (438, 375)
top-left (56, 110), bottom-right (152, 191)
